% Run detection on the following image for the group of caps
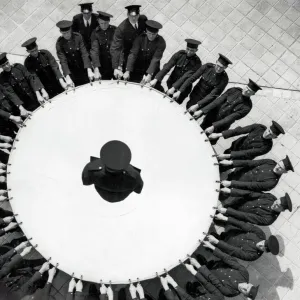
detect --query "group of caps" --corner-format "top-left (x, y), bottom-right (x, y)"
top-left (57, 4), bottom-right (163, 37)
top-left (0, 1), bottom-right (292, 292)
top-left (55, 4), bottom-right (262, 93)
top-left (25, 3), bottom-right (202, 54)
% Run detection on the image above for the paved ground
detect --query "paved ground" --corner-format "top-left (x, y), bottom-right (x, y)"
top-left (0, 0), bottom-right (300, 299)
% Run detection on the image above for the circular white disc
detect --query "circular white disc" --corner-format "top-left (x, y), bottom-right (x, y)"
top-left (7, 81), bottom-right (219, 283)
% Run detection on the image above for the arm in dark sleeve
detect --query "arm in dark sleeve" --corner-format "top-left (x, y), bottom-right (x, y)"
top-left (2, 84), bottom-right (23, 107)
top-left (0, 254), bottom-right (23, 278)
top-left (56, 40), bottom-right (71, 76)
top-left (66, 293), bottom-right (74, 300)
top-left (196, 267), bottom-right (224, 298)
top-left (178, 64), bottom-right (206, 92)
top-left (18, 64), bottom-right (44, 91)
top-left (164, 289), bottom-right (178, 300)
top-left (110, 27), bottom-right (124, 70)
top-left (231, 179), bottom-right (276, 191)
top-left (226, 208), bottom-right (272, 225)
top-left (222, 124), bottom-right (257, 139)
top-left (227, 217), bottom-right (265, 238)
top-left (222, 196), bottom-right (244, 208)
top-left (90, 32), bottom-right (101, 68)
top-left (174, 286), bottom-right (195, 300)
top-left (212, 105), bottom-right (250, 131)
top-left (216, 240), bottom-right (258, 261)
top-left (230, 189), bottom-right (263, 198)
top-left (126, 37), bottom-right (141, 72)
top-left (155, 52), bottom-right (179, 82)
top-left (0, 249), bottom-right (16, 268)
top-left (230, 146), bottom-right (270, 160)
top-left (213, 248), bottom-right (246, 272)
top-left (232, 159), bottom-right (267, 168)
top-left (172, 70), bottom-right (194, 90)
top-left (197, 75), bottom-right (228, 109)
top-left (201, 90), bottom-right (229, 114)
top-left (0, 218), bottom-right (6, 227)
top-left (82, 164), bottom-right (94, 185)
top-left (134, 174), bottom-right (144, 194)
top-left (41, 283), bottom-right (52, 300)
top-left (72, 16), bottom-right (79, 33)
top-left (19, 271), bottom-right (43, 296)
top-left (75, 291), bottom-right (86, 300)
top-left (78, 34), bottom-right (92, 69)
top-left (0, 109), bottom-right (10, 119)
top-left (99, 295), bottom-right (107, 300)
top-left (44, 50), bottom-right (63, 79)
top-left (146, 38), bottom-right (166, 76)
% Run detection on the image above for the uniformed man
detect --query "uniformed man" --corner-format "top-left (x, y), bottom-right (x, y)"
top-left (0, 238), bottom-right (28, 267)
top-left (194, 79), bottom-right (261, 145)
top-left (56, 20), bottom-right (94, 87)
top-left (90, 11), bottom-right (116, 80)
top-left (187, 249), bottom-right (259, 299)
top-left (72, 2), bottom-right (98, 51)
top-left (206, 214), bottom-right (279, 261)
top-left (110, 5), bottom-right (148, 78)
top-left (0, 84), bottom-right (30, 134)
top-left (159, 272), bottom-right (224, 300)
top-left (123, 20), bottom-right (166, 85)
top-left (209, 121), bottom-right (285, 160)
top-left (0, 207), bottom-right (17, 237)
top-left (169, 54), bottom-right (231, 108)
top-left (219, 155), bottom-right (294, 192)
top-left (0, 53), bottom-right (48, 111)
top-left (2, 261), bottom-right (50, 298)
top-left (82, 140), bottom-right (144, 203)
top-left (149, 39), bottom-right (202, 101)
top-left (22, 38), bottom-right (66, 99)
top-left (217, 189), bottom-right (292, 226)
top-left (18, 267), bottom-right (57, 300)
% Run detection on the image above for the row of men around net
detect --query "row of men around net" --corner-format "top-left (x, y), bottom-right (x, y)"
top-left (0, 2), bottom-right (296, 149)
top-left (0, 171), bottom-right (294, 300)
top-left (0, 108), bottom-right (296, 300)
top-left (0, 2), bottom-right (297, 300)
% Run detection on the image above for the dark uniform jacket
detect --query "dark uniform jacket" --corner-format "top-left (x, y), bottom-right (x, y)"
top-left (228, 159), bottom-right (280, 192)
top-left (0, 254), bottom-right (45, 296)
top-left (10, 271), bottom-right (44, 298)
top-left (223, 189), bottom-right (279, 226)
top-left (82, 157), bottom-right (144, 202)
top-left (0, 64), bottom-right (43, 111)
top-left (24, 49), bottom-right (63, 98)
top-left (198, 249), bottom-right (249, 297)
top-left (155, 50), bottom-right (202, 88)
top-left (66, 291), bottom-right (88, 300)
top-left (0, 84), bottom-right (22, 119)
top-left (126, 33), bottom-right (166, 77)
top-left (201, 88), bottom-right (252, 132)
top-left (222, 124), bottom-right (272, 160)
top-left (56, 32), bottom-right (92, 76)
top-left (110, 15), bottom-right (148, 70)
top-left (177, 63), bottom-right (228, 109)
top-left (0, 208), bottom-right (13, 237)
top-left (72, 13), bottom-right (98, 51)
top-left (216, 217), bottom-right (265, 261)
top-left (0, 249), bottom-right (16, 269)
top-left (165, 271), bottom-right (224, 300)
top-left (0, 253), bottom-right (23, 279)
top-left (90, 25), bottom-right (116, 78)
